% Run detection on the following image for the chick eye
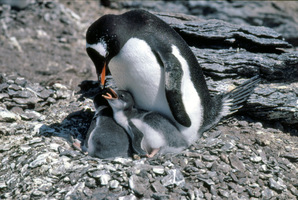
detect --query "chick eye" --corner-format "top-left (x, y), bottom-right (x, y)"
top-left (120, 94), bottom-right (125, 98)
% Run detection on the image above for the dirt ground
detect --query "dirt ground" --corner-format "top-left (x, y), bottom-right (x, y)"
top-left (0, 1), bottom-right (123, 90)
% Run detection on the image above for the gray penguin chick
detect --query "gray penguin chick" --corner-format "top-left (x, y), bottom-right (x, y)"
top-left (103, 89), bottom-right (188, 158)
top-left (81, 91), bottom-right (132, 158)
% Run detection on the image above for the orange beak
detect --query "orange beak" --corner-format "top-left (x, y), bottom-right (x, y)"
top-left (102, 88), bottom-right (118, 100)
top-left (100, 62), bottom-right (106, 87)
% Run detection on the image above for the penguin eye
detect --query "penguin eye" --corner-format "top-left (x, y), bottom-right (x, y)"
top-left (119, 94), bottom-right (125, 99)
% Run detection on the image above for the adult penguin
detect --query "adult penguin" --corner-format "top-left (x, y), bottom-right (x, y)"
top-left (86, 9), bottom-right (259, 145)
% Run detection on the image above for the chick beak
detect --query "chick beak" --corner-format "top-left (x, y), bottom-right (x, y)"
top-left (102, 88), bottom-right (118, 100)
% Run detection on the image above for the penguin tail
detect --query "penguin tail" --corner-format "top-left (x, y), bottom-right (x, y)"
top-left (220, 75), bottom-right (261, 117)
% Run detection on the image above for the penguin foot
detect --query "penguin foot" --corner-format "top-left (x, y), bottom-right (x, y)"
top-left (133, 154), bottom-right (141, 160)
top-left (146, 148), bottom-right (160, 158)
top-left (71, 136), bottom-right (88, 155)
top-left (72, 139), bottom-right (82, 151)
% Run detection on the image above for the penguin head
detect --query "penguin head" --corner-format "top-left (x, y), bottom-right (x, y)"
top-left (102, 88), bottom-right (135, 111)
top-left (86, 14), bottom-right (122, 87)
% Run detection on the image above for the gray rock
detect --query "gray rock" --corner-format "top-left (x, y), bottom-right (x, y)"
top-left (100, 174), bottom-right (111, 186)
top-left (152, 181), bottom-right (167, 194)
top-left (250, 154), bottom-right (263, 163)
top-left (0, 108), bottom-right (20, 122)
top-left (129, 175), bottom-right (148, 197)
top-left (14, 77), bottom-right (27, 86)
top-left (109, 180), bottom-right (119, 189)
top-left (202, 155), bottom-right (218, 162)
top-left (229, 154), bottom-right (246, 172)
top-left (151, 193), bottom-right (171, 200)
top-left (85, 177), bottom-right (96, 188)
top-left (152, 166), bottom-right (165, 175)
top-left (118, 194), bottom-right (138, 200)
top-left (29, 153), bottom-right (49, 168)
top-left (37, 89), bottom-right (54, 99)
top-left (261, 188), bottom-right (276, 200)
top-left (269, 177), bottom-right (287, 192)
top-left (161, 169), bottom-right (185, 187)
top-left (0, 93), bottom-right (9, 100)
top-left (20, 110), bottom-right (44, 121)
top-left (12, 97), bottom-right (40, 105)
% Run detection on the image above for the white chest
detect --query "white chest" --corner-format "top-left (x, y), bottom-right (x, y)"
top-left (113, 111), bottom-right (129, 130)
top-left (109, 38), bottom-right (173, 119)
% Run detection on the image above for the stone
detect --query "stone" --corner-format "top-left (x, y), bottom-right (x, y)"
top-left (152, 181), bottom-right (167, 194)
top-left (85, 177), bottom-right (96, 188)
top-left (152, 166), bottom-right (165, 175)
top-left (0, 181), bottom-right (7, 189)
top-left (161, 169), bottom-right (185, 187)
top-left (37, 89), bottom-right (54, 99)
top-left (250, 155), bottom-right (262, 163)
top-left (29, 152), bottom-right (56, 168)
top-left (8, 84), bottom-right (22, 91)
top-left (21, 110), bottom-right (44, 121)
top-left (0, 109), bottom-right (20, 122)
top-left (0, 93), bottom-right (9, 100)
top-left (100, 174), bottom-right (111, 186)
top-left (269, 177), bottom-right (286, 192)
top-left (261, 188), bottom-right (276, 200)
top-left (14, 77), bottom-right (27, 86)
top-left (129, 175), bottom-right (148, 197)
top-left (109, 180), bottom-right (119, 189)
top-left (151, 193), bottom-right (171, 200)
top-left (229, 154), bottom-right (246, 172)
top-left (202, 155), bottom-right (218, 162)
top-left (118, 194), bottom-right (138, 200)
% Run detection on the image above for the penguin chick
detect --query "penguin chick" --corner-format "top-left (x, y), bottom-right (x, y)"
top-left (82, 91), bottom-right (132, 159)
top-left (103, 89), bottom-right (189, 158)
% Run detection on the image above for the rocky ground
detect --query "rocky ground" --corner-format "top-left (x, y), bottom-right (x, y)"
top-left (0, 1), bottom-right (297, 199)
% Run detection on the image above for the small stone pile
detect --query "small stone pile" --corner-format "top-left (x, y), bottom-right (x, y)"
top-left (0, 73), bottom-right (71, 123)
top-left (0, 73), bottom-right (297, 199)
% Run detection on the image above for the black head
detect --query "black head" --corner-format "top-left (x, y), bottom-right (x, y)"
top-left (86, 14), bottom-right (122, 86)
top-left (86, 10), bottom-right (158, 87)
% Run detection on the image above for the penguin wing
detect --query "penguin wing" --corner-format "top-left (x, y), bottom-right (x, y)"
top-left (154, 50), bottom-right (191, 127)
top-left (83, 116), bottom-right (97, 148)
top-left (127, 122), bottom-right (147, 155)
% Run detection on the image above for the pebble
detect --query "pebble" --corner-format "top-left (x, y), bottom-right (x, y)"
top-left (202, 155), bottom-right (218, 162)
top-left (99, 174), bottom-right (111, 186)
top-left (161, 169), bottom-right (185, 187)
top-left (109, 180), bottom-right (120, 189)
top-left (0, 108), bottom-right (20, 122)
top-left (229, 154), bottom-right (246, 172)
top-left (129, 175), bottom-right (148, 197)
top-left (250, 155), bottom-right (262, 163)
top-left (269, 177), bottom-right (287, 192)
top-left (152, 166), bottom-right (165, 175)
top-left (0, 72), bottom-right (296, 199)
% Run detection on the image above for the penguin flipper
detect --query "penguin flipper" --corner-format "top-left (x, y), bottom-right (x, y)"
top-left (154, 50), bottom-right (191, 127)
top-left (127, 122), bottom-right (147, 156)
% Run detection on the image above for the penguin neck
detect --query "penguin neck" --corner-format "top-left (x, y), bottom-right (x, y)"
top-left (111, 107), bottom-right (138, 131)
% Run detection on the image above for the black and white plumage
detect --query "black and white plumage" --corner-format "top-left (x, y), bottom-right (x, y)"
top-left (82, 92), bottom-right (131, 159)
top-left (103, 89), bottom-right (188, 158)
top-left (86, 9), bottom-right (260, 145)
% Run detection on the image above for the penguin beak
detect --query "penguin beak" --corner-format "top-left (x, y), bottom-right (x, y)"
top-left (86, 47), bottom-right (107, 88)
top-left (100, 61), bottom-right (107, 87)
top-left (102, 88), bottom-right (118, 100)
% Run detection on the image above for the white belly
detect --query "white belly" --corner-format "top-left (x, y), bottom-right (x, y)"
top-left (109, 38), bottom-right (174, 121)
top-left (109, 38), bottom-right (203, 144)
